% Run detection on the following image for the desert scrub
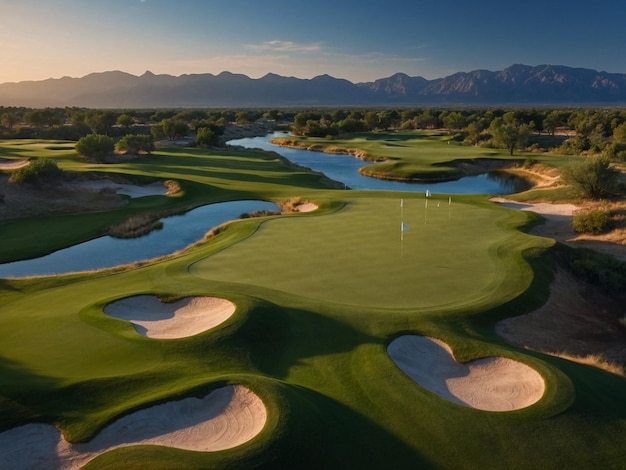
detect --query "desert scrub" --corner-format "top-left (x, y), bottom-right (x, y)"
top-left (572, 208), bottom-right (613, 234)
top-left (108, 213), bottom-right (163, 238)
top-left (9, 158), bottom-right (62, 184)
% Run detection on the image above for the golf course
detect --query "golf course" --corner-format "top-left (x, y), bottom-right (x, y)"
top-left (0, 132), bottom-right (624, 469)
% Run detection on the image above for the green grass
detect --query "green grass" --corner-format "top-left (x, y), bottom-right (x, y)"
top-left (0, 136), bottom-right (625, 469)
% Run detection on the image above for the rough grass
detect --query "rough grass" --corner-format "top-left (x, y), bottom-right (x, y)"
top-left (547, 351), bottom-right (625, 376)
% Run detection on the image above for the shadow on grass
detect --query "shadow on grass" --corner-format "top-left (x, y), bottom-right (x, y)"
top-left (0, 355), bottom-right (57, 431)
top-left (83, 381), bottom-right (427, 469)
top-left (231, 299), bottom-right (379, 380)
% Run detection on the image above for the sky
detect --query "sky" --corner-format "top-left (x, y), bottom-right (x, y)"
top-left (1, 0), bottom-right (626, 84)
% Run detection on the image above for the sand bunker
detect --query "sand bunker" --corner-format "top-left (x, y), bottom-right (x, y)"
top-left (0, 384), bottom-right (267, 470)
top-left (294, 202), bottom-right (318, 212)
top-left (104, 295), bottom-right (236, 339)
top-left (388, 336), bottom-right (545, 411)
top-left (0, 159), bottom-right (29, 170)
top-left (490, 197), bottom-right (579, 218)
top-left (76, 180), bottom-right (168, 198)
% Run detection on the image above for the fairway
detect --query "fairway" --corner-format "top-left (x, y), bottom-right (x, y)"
top-left (191, 195), bottom-right (533, 309)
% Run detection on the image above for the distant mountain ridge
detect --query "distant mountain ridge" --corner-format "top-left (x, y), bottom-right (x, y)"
top-left (2, 64), bottom-right (626, 107)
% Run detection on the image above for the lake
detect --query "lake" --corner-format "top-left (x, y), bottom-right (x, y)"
top-left (228, 132), bottom-right (532, 194)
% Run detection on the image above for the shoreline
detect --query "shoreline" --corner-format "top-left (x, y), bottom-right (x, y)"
top-left (269, 136), bottom-right (540, 185)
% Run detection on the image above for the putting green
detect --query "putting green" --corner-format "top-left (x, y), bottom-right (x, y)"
top-left (190, 195), bottom-right (535, 309)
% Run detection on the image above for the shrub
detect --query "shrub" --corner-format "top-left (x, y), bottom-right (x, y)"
top-left (75, 134), bottom-right (115, 162)
top-left (572, 208), bottom-right (613, 234)
top-left (561, 157), bottom-right (620, 199)
top-left (117, 134), bottom-right (154, 155)
top-left (564, 248), bottom-right (626, 292)
top-left (9, 158), bottom-right (62, 184)
top-left (109, 214), bottom-right (163, 238)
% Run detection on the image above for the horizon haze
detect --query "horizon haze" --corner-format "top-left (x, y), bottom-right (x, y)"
top-left (2, 0), bottom-right (626, 84)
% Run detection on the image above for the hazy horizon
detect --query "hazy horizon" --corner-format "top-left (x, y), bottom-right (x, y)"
top-left (2, 0), bottom-right (625, 84)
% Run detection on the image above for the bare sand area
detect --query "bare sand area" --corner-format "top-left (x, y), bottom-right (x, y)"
top-left (0, 384), bottom-right (267, 470)
top-left (0, 159), bottom-right (30, 170)
top-left (497, 265), bottom-right (626, 373)
top-left (75, 179), bottom-right (168, 198)
top-left (388, 336), bottom-right (545, 411)
top-left (293, 202), bottom-right (318, 213)
top-left (104, 295), bottom-right (236, 339)
top-left (491, 196), bottom-right (626, 373)
top-left (491, 197), bottom-right (626, 261)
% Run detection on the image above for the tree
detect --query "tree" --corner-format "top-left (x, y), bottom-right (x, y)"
top-left (561, 157), bottom-right (620, 199)
top-left (116, 134), bottom-right (154, 155)
top-left (195, 127), bottom-right (217, 148)
top-left (612, 122), bottom-right (626, 144)
top-left (1, 112), bottom-right (18, 130)
top-left (441, 111), bottom-right (466, 131)
top-left (85, 111), bottom-right (117, 135)
top-left (117, 114), bottom-right (134, 129)
top-left (151, 119), bottom-right (188, 141)
top-left (543, 110), bottom-right (564, 136)
top-left (236, 111), bottom-right (250, 125)
top-left (75, 134), bottom-right (114, 162)
top-left (489, 112), bottom-right (530, 155)
top-left (24, 109), bottom-right (61, 128)
top-left (464, 121), bottom-right (485, 146)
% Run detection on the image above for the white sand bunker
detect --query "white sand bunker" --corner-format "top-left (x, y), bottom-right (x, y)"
top-left (294, 202), bottom-right (318, 212)
top-left (388, 336), bottom-right (545, 411)
top-left (104, 295), bottom-right (236, 339)
top-left (0, 384), bottom-right (267, 470)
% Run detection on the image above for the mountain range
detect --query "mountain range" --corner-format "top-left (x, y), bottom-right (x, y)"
top-left (2, 64), bottom-right (626, 108)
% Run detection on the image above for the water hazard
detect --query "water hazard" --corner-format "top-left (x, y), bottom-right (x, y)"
top-left (228, 132), bottom-right (532, 194)
top-left (0, 200), bottom-right (279, 277)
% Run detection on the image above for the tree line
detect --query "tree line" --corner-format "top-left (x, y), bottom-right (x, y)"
top-left (289, 108), bottom-right (626, 159)
top-left (4, 105), bottom-right (626, 160)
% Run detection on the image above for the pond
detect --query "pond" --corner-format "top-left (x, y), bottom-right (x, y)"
top-left (228, 132), bottom-right (532, 194)
top-left (0, 200), bottom-right (279, 278)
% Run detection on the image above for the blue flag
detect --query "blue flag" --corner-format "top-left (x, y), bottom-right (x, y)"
top-left (401, 222), bottom-right (409, 231)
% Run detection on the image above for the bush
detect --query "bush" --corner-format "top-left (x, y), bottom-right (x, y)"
top-left (561, 157), bottom-right (620, 199)
top-left (9, 158), bottom-right (62, 184)
top-left (75, 134), bottom-right (114, 162)
top-left (116, 134), bottom-right (154, 155)
top-left (572, 208), bottom-right (613, 234)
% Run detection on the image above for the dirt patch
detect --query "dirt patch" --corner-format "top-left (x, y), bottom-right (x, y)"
top-left (0, 174), bottom-right (127, 221)
top-left (496, 265), bottom-right (626, 371)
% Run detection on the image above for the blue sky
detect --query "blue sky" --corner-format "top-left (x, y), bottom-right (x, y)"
top-left (1, 0), bottom-right (625, 84)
